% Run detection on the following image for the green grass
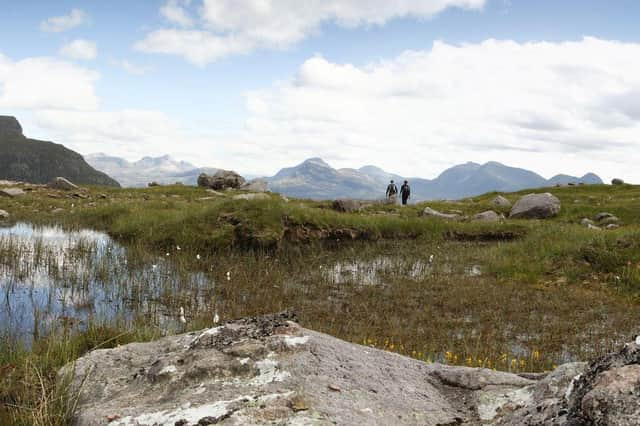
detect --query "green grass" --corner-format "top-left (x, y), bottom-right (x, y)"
top-left (2, 182), bottom-right (640, 422)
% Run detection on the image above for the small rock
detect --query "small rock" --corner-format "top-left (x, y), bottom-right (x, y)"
top-left (332, 199), bottom-right (362, 213)
top-left (328, 384), bottom-right (342, 392)
top-left (586, 224), bottom-right (601, 231)
top-left (594, 212), bottom-right (615, 221)
top-left (48, 177), bottom-right (79, 191)
top-left (205, 189), bottom-right (225, 196)
top-left (580, 218), bottom-right (595, 227)
top-left (472, 210), bottom-right (503, 222)
top-left (232, 193), bottom-right (270, 201)
top-left (0, 209), bottom-right (9, 220)
top-left (423, 207), bottom-right (461, 220)
top-left (599, 216), bottom-right (620, 226)
top-left (0, 188), bottom-right (25, 198)
top-left (51, 208), bottom-right (65, 214)
top-left (98, 194), bottom-right (108, 199)
top-left (605, 224), bottom-right (620, 230)
top-left (492, 195), bottom-right (512, 208)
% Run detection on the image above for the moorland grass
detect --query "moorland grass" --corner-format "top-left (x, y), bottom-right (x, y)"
top-left (1, 182), bottom-right (640, 423)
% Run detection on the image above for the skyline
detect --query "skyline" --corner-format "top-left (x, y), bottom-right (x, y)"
top-left (1, 1), bottom-right (640, 182)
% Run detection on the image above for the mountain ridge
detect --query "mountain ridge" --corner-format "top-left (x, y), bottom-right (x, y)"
top-left (0, 116), bottom-right (120, 187)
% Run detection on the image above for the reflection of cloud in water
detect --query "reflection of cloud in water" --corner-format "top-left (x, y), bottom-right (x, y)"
top-left (326, 256), bottom-right (482, 285)
top-left (0, 223), bottom-right (215, 346)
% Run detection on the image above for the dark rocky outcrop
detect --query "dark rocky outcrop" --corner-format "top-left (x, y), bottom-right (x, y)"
top-left (0, 116), bottom-right (120, 187)
top-left (612, 178), bottom-right (625, 185)
top-left (510, 193), bottom-right (561, 219)
top-left (198, 170), bottom-right (246, 190)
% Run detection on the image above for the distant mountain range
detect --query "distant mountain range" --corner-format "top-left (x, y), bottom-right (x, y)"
top-left (0, 116), bottom-right (120, 187)
top-left (85, 154), bottom-right (218, 187)
top-left (266, 158), bottom-right (603, 201)
top-left (85, 153), bottom-right (603, 201)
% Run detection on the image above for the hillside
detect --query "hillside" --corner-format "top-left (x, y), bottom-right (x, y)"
top-left (267, 158), bottom-right (603, 201)
top-left (0, 116), bottom-right (120, 187)
top-left (85, 153), bottom-right (218, 187)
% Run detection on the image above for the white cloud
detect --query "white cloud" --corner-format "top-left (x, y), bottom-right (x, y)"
top-left (234, 37), bottom-right (640, 181)
top-left (160, 0), bottom-right (194, 27)
top-left (40, 9), bottom-right (88, 33)
top-left (0, 54), bottom-right (99, 110)
top-left (111, 59), bottom-right (152, 75)
top-left (59, 39), bottom-right (98, 60)
top-left (136, 0), bottom-right (485, 65)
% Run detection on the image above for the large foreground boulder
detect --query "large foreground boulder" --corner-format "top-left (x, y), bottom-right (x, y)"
top-left (492, 195), bottom-right (512, 208)
top-left (198, 170), bottom-right (246, 190)
top-left (63, 312), bottom-right (549, 425)
top-left (510, 193), bottom-right (561, 219)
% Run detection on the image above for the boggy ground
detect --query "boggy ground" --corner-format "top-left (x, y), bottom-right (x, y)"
top-left (1, 181), bottom-right (640, 424)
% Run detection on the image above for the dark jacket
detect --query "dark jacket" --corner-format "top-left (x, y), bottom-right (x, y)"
top-left (400, 183), bottom-right (411, 198)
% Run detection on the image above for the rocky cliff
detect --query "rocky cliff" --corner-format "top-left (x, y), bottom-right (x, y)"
top-left (0, 116), bottom-right (120, 187)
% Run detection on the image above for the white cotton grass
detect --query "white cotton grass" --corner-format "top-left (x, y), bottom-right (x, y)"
top-left (179, 307), bottom-right (186, 324)
top-left (176, 245), bottom-right (181, 251)
top-left (635, 335), bottom-right (640, 346)
top-left (226, 271), bottom-right (231, 281)
top-left (196, 254), bottom-right (201, 260)
top-left (213, 312), bottom-right (220, 324)
top-left (428, 254), bottom-right (434, 264)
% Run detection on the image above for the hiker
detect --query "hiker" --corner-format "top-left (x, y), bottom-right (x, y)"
top-left (400, 180), bottom-right (411, 205)
top-left (386, 180), bottom-right (398, 203)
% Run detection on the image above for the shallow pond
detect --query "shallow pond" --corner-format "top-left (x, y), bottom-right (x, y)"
top-left (0, 223), bottom-right (211, 344)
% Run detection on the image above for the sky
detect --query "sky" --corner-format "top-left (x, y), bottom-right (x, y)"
top-left (1, 0), bottom-right (639, 182)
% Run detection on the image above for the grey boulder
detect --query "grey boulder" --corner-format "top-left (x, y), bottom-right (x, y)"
top-left (492, 195), bottom-right (512, 208)
top-left (241, 179), bottom-right (269, 193)
top-left (0, 209), bottom-right (8, 220)
top-left (232, 193), bottom-right (270, 201)
top-left (332, 199), bottom-right (363, 213)
top-left (472, 210), bottom-right (503, 222)
top-left (509, 193), bottom-right (561, 219)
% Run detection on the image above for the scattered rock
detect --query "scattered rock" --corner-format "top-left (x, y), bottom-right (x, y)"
top-left (48, 177), bottom-right (79, 191)
top-left (51, 208), bottom-right (65, 214)
top-left (0, 188), bottom-right (25, 198)
top-left (600, 216), bottom-right (620, 226)
top-left (232, 193), bottom-right (270, 201)
top-left (472, 210), bottom-right (503, 222)
top-left (492, 195), bottom-right (512, 208)
top-left (148, 181), bottom-right (160, 187)
top-left (605, 224), bottom-right (620, 230)
top-left (580, 218), bottom-right (595, 227)
top-left (594, 212), bottom-right (615, 221)
top-left (509, 193), bottom-right (561, 219)
top-left (205, 189), bottom-right (225, 196)
top-left (611, 178), bottom-right (624, 185)
top-left (198, 170), bottom-right (246, 190)
top-left (332, 199), bottom-right (363, 213)
top-left (422, 207), bottom-right (462, 220)
top-left (98, 194), bottom-right (108, 199)
top-left (0, 209), bottom-right (9, 220)
top-left (241, 179), bottom-right (269, 193)
top-left (586, 224), bottom-right (602, 231)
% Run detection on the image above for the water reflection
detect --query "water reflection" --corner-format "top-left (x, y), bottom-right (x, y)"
top-left (0, 223), bottom-right (212, 345)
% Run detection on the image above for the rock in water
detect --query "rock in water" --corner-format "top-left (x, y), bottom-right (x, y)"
top-left (509, 193), bottom-right (561, 219)
top-left (332, 199), bottom-right (362, 213)
top-left (63, 312), bottom-right (550, 425)
top-left (198, 170), bottom-right (246, 190)
top-left (492, 195), bottom-right (512, 208)
top-left (47, 177), bottom-right (79, 191)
